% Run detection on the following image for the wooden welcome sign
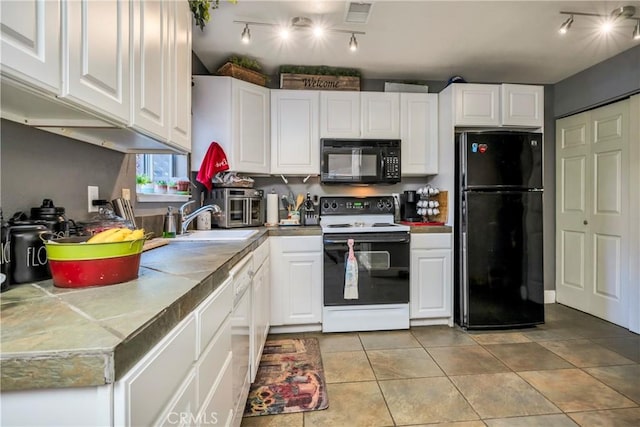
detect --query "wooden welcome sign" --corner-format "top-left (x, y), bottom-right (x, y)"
top-left (280, 73), bottom-right (360, 91)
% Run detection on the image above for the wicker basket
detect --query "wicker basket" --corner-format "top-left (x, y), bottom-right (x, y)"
top-left (217, 62), bottom-right (267, 87)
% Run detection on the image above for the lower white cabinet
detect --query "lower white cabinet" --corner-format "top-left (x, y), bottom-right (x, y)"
top-left (410, 233), bottom-right (453, 325)
top-left (270, 236), bottom-right (323, 328)
top-left (251, 240), bottom-right (270, 381)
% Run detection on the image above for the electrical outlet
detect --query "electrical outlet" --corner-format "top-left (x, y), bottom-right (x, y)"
top-left (122, 188), bottom-right (131, 200)
top-left (88, 186), bottom-right (99, 212)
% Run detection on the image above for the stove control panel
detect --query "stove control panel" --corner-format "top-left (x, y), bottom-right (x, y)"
top-left (320, 196), bottom-right (394, 215)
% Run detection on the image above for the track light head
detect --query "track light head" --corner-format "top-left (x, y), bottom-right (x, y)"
top-left (559, 15), bottom-right (574, 34)
top-left (349, 33), bottom-right (358, 51)
top-left (241, 24), bottom-right (250, 44)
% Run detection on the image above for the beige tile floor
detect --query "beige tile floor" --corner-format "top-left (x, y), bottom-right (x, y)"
top-left (242, 304), bottom-right (640, 427)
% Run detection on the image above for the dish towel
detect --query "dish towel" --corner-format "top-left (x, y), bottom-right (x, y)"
top-left (344, 239), bottom-right (359, 299)
top-left (196, 142), bottom-right (230, 191)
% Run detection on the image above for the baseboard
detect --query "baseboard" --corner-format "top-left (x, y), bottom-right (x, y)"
top-left (544, 290), bottom-right (556, 304)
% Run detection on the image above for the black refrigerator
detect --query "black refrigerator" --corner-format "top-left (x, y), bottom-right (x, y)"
top-left (455, 131), bottom-right (544, 329)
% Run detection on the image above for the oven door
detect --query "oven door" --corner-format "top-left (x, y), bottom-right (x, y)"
top-left (323, 232), bottom-right (410, 305)
top-left (321, 146), bottom-right (383, 183)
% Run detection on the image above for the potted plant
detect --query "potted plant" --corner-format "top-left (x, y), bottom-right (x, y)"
top-left (176, 179), bottom-right (190, 193)
top-left (136, 174), bottom-right (154, 193)
top-left (217, 55), bottom-right (267, 87)
top-left (154, 180), bottom-right (168, 194)
top-left (189, 0), bottom-right (237, 31)
top-left (167, 180), bottom-right (178, 194)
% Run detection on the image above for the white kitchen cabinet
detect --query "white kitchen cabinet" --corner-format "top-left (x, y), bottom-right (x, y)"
top-left (63, 0), bottom-right (131, 124)
top-left (410, 233), bottom-right (453, 325)
top-left (0, 0), bottom-right (61, 94)
top-left (401, 93), bottom-right (439, 175)
top-left (131, 0), bottom-right (169, 140)
top-left (320, 91), bottom-right (400, 138)
top-left (167, 0), bottom-right (192, 150)
top-left (114, 313), bottom-right (198, 426)
top-left (319, 91), bottom-right (361, 138)
top-left (361, 92), bottom-right (400, 138)
top-left (270, 236), bottom-right (323, 328)
top-left (192, 76), bottom-right (270, 174)
top-left (501, 83), bottom-right (544, 127)
top-left (251, 240), bottom-right (270, 380)
top-left (271, 90), bottom-right (320, 175)
top-left (452, 83), bottom-right (501, 127)
top-left (446, 83), bottom-right (543, 128)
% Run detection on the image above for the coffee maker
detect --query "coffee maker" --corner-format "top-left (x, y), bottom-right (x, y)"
top-left (400, 190), bottom-right (421, 222)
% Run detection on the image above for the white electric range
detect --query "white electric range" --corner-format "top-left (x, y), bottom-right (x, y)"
top-left (320, 196), bottom-right (411, 333)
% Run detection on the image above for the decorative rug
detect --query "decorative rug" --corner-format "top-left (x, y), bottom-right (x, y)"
top-left (244, 338), bottom-right (329, 417)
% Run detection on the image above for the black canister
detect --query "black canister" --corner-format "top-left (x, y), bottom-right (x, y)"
top-left (4, 224), bottom-right (50, 285)
top-left (30, 199), bottom-right (69, 237)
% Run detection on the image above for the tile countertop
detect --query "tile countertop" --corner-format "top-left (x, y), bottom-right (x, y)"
top-left (0, 224), bottom-right (450, 391)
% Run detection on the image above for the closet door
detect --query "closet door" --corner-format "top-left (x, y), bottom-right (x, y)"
top-left (556, 99), bottom-right (629, 327)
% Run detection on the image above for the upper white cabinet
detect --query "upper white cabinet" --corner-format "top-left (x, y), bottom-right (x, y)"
top-left (401, 93), bottom-right (439, 175)
top-left (271, 90), bottom-right (320, 175)
top-left (63, 0), bottom-right (131, 124)
top-left (453, 84), bottom-right (500, 127)
top-left (410, 233), bottom-right (452, 324)
top-left (361, 92), bottom-right (400, 138)
top-left (131, 0), bottom-right (169, 139)
top-left (270, 236), bottom-right (323, 328)
top-left (0, 0), bottom-right (190, 154)
top-left (319, 91), bottom-right (360, 138)
top-left (192, 76), bottom-right (270, 174)
top-left (0, 0), bottom-right (61, 94)
top-left (167, 0), bottom-right (192, 150)
top-left (501, 83), bottom-right (544, 127)
top-left (320, 91), bottom-right (400, 138)
top-left (447, 83), bottom-right (543, 128)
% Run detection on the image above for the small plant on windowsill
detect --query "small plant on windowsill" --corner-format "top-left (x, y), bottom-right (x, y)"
top-left (167, 181), bottom-right (178, 194)
top-left (136, 174), bottom-right (153, 194)
top-left (154, 180), bottom-right (168, 194)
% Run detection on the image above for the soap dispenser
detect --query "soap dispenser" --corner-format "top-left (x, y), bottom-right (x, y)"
top-left (163, 206), bottom-right (177, 238)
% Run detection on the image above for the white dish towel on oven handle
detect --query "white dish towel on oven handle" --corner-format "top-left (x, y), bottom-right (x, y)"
top-left (344, 238), bottom-right (359, 299)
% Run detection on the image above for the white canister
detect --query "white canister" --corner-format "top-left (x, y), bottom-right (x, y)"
top-left (196, 212), bottom-right (212, 230)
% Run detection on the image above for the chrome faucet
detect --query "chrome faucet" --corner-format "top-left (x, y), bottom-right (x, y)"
top-left (177, 200), bottom-right (221, 235)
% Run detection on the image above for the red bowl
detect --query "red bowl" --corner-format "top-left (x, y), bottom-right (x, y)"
top-left (49, 253), bottom-right (141, 288)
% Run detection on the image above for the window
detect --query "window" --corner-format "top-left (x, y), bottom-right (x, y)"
top-left (136, 154), bottom-right (188, 182)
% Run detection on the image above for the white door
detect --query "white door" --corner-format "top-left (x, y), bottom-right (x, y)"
top-left (270, 90), bottom-right (319, 174)
top-left (0, 0), bottom-right (60, 94)
top-left (63, 0), bottom-right (130, 124)
top-left (556, 100), bottom-right (629, 327)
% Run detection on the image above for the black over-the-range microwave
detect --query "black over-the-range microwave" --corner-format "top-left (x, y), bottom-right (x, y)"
top-left (320, 138), bottom-right (401, 184)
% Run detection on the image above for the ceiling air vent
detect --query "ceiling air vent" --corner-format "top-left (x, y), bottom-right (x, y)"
top-left (345, 2), bottom-right (373, 24)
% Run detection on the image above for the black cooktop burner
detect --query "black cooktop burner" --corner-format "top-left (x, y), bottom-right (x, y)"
top-left (372, 223), bottom-right (394, 227)
top-left (327, 223), bottom-right (351, 228)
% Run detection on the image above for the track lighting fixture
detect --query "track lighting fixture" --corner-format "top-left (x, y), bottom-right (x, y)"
top-left (234, 17), bottom-right (365, 51)
top-left (349, 33), bottom-right (358, 51)
top-left (559, 15), bottom-right (573, 34)
top-left (241, 23), bottom-right (250, 44)
top-left (558, 5), bottom-right (640, 41)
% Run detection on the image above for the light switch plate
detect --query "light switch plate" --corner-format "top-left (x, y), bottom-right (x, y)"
top-left (88, 186), bottom-right (99, 212)
top-left (122, 188), bottom-right (131, 200)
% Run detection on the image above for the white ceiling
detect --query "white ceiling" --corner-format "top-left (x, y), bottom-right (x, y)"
top-left (192, 1), bottom-right (640, 85)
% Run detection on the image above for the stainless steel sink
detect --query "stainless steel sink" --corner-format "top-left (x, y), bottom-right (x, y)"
top-left (173, 229), bottom-right (259, 241)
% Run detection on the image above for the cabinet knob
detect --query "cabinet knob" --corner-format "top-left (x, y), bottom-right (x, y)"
top-left (583, 220), bottom-right (588, 225)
